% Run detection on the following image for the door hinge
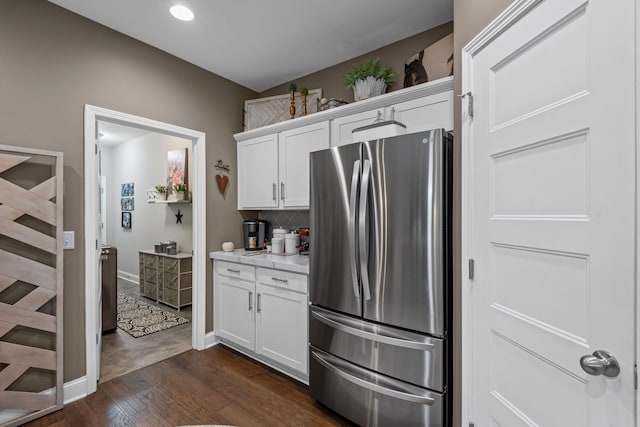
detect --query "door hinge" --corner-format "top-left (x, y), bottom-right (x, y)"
top-left (95, 143), bottom-right (98, 155)
top-left (96, 334), bottom-right (99, 344)
top-left (96, 239), bottom-right (98, 250)
top-left (468, 259), bottom-right (475, 280)
top-left (635, 364), bottom-right (637, 389)
top-left (458, 91), bottom-right (474, 117)
top-left (469, 422), bottom-right (475, 427)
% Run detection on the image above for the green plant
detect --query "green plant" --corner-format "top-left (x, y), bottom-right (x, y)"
top-left (300, 87), bottom-right (309, 96)
top-left (174, 182), bottom-right (187, 192)
top-left (289, 82), bottom-right (298, 92)
top-left (155, 184), bottom-right (166, 194)
top-left (344, 58), bottom-right (396, 88)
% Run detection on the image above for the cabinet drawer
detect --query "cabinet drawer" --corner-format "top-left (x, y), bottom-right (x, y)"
top-left (163, 287), bottom-right (192, 307)
top-left (142, 281), bottom-right (158, 299)
top-left (142, 253), bottom-right (157, 268)
top-left (164, 257), bottom-right (192, 274)
top-left (256, 267), bottom-right (307, 294)
top-left (216, 261), bottom-right (255, 282)
top-left (144, 267), bottom-right (157, 283)
top-left (164, 272), bottom-right (192, 290)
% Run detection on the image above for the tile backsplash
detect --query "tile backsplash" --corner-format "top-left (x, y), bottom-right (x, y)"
top-left (259, 210), bottom-right (309, 236)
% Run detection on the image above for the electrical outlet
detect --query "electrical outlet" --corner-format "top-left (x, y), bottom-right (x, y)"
top-left (63, 231), bottom-right (75, 250)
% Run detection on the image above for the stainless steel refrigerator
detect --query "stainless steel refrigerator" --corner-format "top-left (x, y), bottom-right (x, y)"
top-left (309, 129), bottom-right (453, 426)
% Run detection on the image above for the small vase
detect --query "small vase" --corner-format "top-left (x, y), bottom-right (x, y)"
top-left (158, 192), bottom-right (167, 201)
top-left (353, 77), bottom-right (387, 101)
top-left (302, 93), bottom-right (308, 115)
top-left (176, 190), bottom-right (186, 201)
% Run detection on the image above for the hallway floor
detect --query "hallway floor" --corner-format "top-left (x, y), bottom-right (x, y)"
top-left (99, 278), bottom-right (192, 383)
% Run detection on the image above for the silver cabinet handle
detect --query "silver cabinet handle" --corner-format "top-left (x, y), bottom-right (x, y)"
top-left (271, 277), bottom-right (288, 284)
top-left (248, 291), bottom-right (253, 311)
top-left (257, 293), bottom-right (261, 312)
top-left (580, 350), bottom-right (620, 378)
top-left (358, 159), bottom-right (372, 301)
top-left (311, 350), bottom-right (435, 405)
top-left (349, 160), bottom-right (360, 299)
top-left (272, 183), bottom-right (277, 201)
top-left (227, 268), bottom-right (240, 274)
top-left (280, 182), bottom-right (285, 201)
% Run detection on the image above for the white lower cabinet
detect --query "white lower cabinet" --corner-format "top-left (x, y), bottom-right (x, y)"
top-left (214, 261), bottom-right (309, 381)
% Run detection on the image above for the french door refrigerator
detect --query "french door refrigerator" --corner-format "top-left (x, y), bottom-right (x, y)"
top-left (309, 129), bottom-right (453, 426)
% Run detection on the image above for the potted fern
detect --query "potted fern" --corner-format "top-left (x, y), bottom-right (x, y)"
top-left (345, 58), bottom-right (396, 101)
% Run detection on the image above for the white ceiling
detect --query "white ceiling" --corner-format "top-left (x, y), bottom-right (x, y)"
top-left (98, 121), bottom-right (150, 147)
top-left (48, 0), bottom-right (453, 92)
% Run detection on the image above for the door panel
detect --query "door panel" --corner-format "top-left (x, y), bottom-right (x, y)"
top-left (215, 276), bottom-right (255, 351)
top-left (465, 0), bottom-right (635, 425)
top-left (362, 131), bottom-right (451, 336)
top-left (309, 143), bottom-right (362, 317)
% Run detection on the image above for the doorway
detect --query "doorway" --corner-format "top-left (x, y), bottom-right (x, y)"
top-left (97, 121), bottom-right (194, 382)
top-left (84, 105), bottom-right (207, 396)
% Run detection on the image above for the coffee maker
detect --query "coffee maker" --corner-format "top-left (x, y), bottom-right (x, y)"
top-left (243, 219), bottom-right (266, 250)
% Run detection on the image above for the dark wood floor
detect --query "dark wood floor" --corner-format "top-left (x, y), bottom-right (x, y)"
top-left (24, 345), bottom-right (351, 427)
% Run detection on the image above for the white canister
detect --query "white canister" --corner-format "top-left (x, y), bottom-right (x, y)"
top-left (221, 242), bottom-right (234, 252)
top-left (285, 233), bottom-right (300, 254)
top-left (272, 227), bottom-right (289, 240)
top-left (271, 237), bottom-right (284, 254)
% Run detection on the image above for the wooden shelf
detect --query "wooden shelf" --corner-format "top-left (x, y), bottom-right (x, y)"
top-left (148, 199), bottom-right (192, 204)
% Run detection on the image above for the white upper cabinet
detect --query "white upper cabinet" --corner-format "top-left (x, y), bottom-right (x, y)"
top-left (237, 122), bottom-right (329, 210)
top-left (330, 108), bottom-right (384, 147)
top-left (279, 121), bottom-right (330, 208)
top-left (237, 134), bottom-right (279, 209)
top-left (390, 89), bottom-right (453, 135)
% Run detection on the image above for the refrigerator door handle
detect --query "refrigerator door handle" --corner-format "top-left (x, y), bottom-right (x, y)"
top-left (311, 350), bottom-right (436, 405)
top-left (311, 308), bottom-right (434, 351)
top-left (358, 159), bottom-right (372, 301)
top-left (349, 160), bottom-right (361, 299)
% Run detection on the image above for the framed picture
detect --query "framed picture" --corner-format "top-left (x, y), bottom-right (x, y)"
top-left (404, 32), bottom-right (453, 88)
top-left (121, 212), bottom-right (131, 229)
top-left (121, 197), bottom-right (134, 211)
top-left (167, 148), bottom-right (188, 195)
top-left (121, 182), bottom-right (134, 197)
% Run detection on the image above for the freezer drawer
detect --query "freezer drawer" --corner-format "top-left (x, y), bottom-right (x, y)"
top-left (310, 348), bottom-right (444, 427)
top-left (309, 305), bottom-right (444, 391)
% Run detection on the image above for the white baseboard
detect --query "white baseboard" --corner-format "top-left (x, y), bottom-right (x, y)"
top-left (205, 332), bottom-right (220, 349)
top-left (117, 270), bottom-right (139, 284)
top-left (63, 376), bottom-right (88, 404)
top-left (0, 376), bottom-right (88, 423)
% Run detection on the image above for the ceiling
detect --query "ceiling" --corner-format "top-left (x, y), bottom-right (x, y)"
top-left (48, 0), bottom-right (453, 92)
top-left (97, 121), bottom-right (150, 147)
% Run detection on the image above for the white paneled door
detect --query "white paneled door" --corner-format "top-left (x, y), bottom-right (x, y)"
top-left (463, 0), bottom-right (636, 426)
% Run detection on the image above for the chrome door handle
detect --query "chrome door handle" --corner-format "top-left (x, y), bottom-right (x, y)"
top-left (280, 182), bottom-right (285, 201)
top-left (272, 183), bottom-right (277, 201)
top-left (248, 291), bottom-right (253, 311)
top-left (271, 277), bottom-right (288, 283)
top-left (348, 160), bottom-right (361, 299)
top-left (580, 350), bottom-right (620, 378)
top-left (358, 159), bottom-right (371, 301)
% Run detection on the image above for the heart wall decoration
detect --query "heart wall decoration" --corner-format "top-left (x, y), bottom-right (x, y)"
top-left (215, 160), bottom-right (231, 197)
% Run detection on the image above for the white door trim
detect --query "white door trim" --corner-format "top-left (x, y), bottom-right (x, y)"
top-left (461, 0), bottom-right (638, 424)
top-left (83, 104), bottom-right (207, 395)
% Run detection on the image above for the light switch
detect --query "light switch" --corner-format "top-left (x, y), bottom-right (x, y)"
top-left (63, 231), bottom-right (75, 250)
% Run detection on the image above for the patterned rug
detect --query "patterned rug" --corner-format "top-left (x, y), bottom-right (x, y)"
top-left (117, 293), bottom-right (190, 338)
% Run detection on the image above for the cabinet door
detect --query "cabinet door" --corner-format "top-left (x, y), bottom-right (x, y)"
top-left (255, 283), bottom-right (308, 375)
top-left (330, 108), bottom-right (383, 147)
top-left (279, 121), bottom-right (329, 208)
top-left (389, 90), bottom-right (453, 134)
top-left (237, 134), bottom-right (279, 209)
top-left (215, 274), bottom-right (255, 351)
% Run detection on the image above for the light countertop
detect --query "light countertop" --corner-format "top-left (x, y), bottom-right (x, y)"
top-left (209, 249), bottom-right (309, 275)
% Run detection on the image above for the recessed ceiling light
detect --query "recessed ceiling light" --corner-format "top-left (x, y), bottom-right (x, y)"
top-left (170, 5), bottom-right (195, 21)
